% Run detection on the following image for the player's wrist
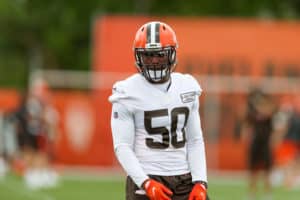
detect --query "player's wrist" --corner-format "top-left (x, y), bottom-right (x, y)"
top-left (141, 178), bottom-right (151, 190)
top-left (193, 180), bottom-right (208, 189)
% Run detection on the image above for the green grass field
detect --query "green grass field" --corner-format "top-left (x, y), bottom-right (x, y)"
top-left (0, 173), bottom-right (299, 200)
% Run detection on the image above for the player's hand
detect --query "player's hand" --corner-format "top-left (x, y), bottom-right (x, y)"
top-left (188, 182), bottom-right (207, 200)
top-left (143, 179), bottom-right (173, 200)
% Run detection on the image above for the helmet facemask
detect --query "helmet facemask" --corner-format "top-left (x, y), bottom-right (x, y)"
top-left (135, 46), bottom-right (176, 84)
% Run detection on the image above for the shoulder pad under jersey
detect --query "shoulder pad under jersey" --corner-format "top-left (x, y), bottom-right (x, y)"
top-left (173, 73), bottom-right (202, 96)
top-left (108, 74), bottom-right (141, 104)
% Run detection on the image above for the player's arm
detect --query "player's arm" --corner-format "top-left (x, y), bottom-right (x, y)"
top-left (111, 103), bottom-right (149, 187)
top-left (186, 97), bottom-right (208, 200)
top-left (186, 98), bottom-right (207, 184)
top-left (111, 103), bottom-right (173, 200)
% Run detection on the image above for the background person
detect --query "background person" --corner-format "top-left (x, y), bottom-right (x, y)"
top-left (241, 88), bottom-right (276, 200)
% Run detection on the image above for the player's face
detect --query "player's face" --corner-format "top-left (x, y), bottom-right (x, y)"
top-left (140, 50), bottom-right (169, 67)
top-left (135, 46), bottom-right (176, 84)
top-left (138, 49), bottom-right (170, 83)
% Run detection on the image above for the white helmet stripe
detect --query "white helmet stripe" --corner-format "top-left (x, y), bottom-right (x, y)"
top-left (145, 22), bottom-right (161, 48)
top-left (150, 22), bottom-right (156, 44)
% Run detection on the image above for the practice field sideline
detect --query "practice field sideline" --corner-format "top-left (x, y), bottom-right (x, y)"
top-left (0, 173), bottom-right (299, 200)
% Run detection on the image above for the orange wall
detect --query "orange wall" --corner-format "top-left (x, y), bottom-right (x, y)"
top-left (2, 17), bottom-right (299, 169)
top-left (92, 16), bottom-right (300, 170)
top-left (0, 90), bottom-right (109, 166)
top-left (52, 91), bottom-right (104, 165)
top-left (0, 89), bottom-right (20, 113)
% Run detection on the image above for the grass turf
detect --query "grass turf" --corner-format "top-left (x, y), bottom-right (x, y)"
top-left (0, 174), bottom-right (299, 200)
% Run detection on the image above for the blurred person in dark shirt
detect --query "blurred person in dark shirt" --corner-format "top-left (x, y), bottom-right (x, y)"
top-left (15, 84), bottom-right (59, 189)
top-left (274, 97), bottom-right (300, 188)
top-left (283, 108), bottom-right (300, 187)
top-left (241, 88), bottom-right (276, 200)
top-left (15, 92), bottom-right (46, 160)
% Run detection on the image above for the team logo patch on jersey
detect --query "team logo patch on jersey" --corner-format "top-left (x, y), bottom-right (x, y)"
top-left (180, 92), bottom-right (196, 103)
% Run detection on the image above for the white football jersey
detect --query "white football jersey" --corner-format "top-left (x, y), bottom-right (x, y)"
top-left (109, 72), bottom-right (202, 176)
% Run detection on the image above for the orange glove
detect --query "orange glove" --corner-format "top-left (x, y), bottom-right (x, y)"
top-left (142, 179), bottom-right (173, 200)
top-left (188, 182), bottom-right (207, 200)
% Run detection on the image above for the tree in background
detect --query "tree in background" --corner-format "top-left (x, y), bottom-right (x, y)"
top-left (0, 0), bottom-right (300, 88)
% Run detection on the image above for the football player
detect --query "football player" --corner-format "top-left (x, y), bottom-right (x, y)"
top-left (273, 99), bottom-right (300, 188)
top-left (242, 89), bottom-right (275, 200)
top-left (109, 21), bottom-right (209, 200)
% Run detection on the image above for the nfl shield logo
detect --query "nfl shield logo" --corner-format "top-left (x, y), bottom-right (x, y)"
top-left (113, 111), bottom-right (119, 118)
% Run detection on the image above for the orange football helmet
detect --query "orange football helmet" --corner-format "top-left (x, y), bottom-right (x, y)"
top-left (133, 21), bottom-right (178, 83)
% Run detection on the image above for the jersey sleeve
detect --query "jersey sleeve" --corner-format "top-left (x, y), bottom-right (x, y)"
top-left (111, 103), bottom-right (149, 187)
top-left (183, 74), bottom-right (203, 112)
top-left (185, 79), bottom-right (207, 183)
top-left (184, 74), bottom-right (202, 96)
top-left (108, 80), bottom-right (139, 112)
top-left (108, 81), bottom-right (129, 104)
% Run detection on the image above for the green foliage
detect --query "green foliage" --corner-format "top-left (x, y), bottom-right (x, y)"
top-left (0, 0), bottom-right (300, 88)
